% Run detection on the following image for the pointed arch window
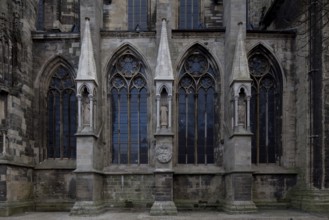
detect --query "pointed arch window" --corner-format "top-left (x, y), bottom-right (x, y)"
top-left (47, 66), bottom-right (77, 159)
top-left (248, 51), bottom-right (282, 164)
top-left (109, 51), bottom-right (148, 164)
top-left (178, 50), bottom-right (217, 164)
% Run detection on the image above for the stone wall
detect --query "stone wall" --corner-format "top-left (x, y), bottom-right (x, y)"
top-left (0, 165), bottom-right (34, 216)
top-left (203, 0), bottom-right (223, 29)
top-left (104, 174), bottom-right (155, 209)
top-left (32, 35), bottom-right (80, 163)
top-left (253, 174), bottom-right (297, 208)
top-left (173, 174), bottom-right (224, 210)
top-left (247, 0), bottom-right (273, 29)
top-left (41, 0), bottom-right (79, 32)
top-left (34, 169), bottom-right (76, 211)
top-left (0, 0), bottom-right (38, 216)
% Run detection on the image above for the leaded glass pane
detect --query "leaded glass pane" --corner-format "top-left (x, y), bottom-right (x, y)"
top-left (47, 67), bottom-right (76, 159)
top-left (179, 0), bottom-right (200, 29)
top-left (178, 89), bottom-right (187, 164)
top-left (249, 51), bottom-right (282, 164)
top-left (187, 90), bottom-right (195, 164)
top-left (178, 50), bottom-right (216, 164)
top-left (206, 88), bottom-right (215, 164)
top-left (139, 88), bottom-right (148, 164)
top-left (197, 89), bottom-right (206, 164)
top-left (109, 51), bottom-right (148, 165)
top-left (128, 0), bottom-right (148, 31)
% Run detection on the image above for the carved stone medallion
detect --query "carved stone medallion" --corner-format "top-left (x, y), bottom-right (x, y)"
top-left (155, 144), bottom-right (172, 163)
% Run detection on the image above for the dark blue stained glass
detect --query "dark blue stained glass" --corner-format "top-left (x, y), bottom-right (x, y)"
top-left (111, 89), bottom-right (119, 132)
top-left (70, 94), bottom-right (77, 158)
top-left (120, 143), bottom-right (128, 164)
top-left (250, 87), bottom-right (257, 164)
top-left (112, 89), bottom-right (119, 164)
top-left (179, 0), bottom-right (200, 29)
top-left (179, 1), bottom-right (186, 29)
top-left (128, 0), bottom-right (148, 31)
top-left (54, 93), bottom-right (60, 158)
top-left (187, 91), bottom-right (195, 164)
top-left (119, 89), bottom-right (128, 164)
top-left (178, 50), bottom-right (216, 164)
top-left (37, 0), bottom-right (44, 30)
top-left (139, 88), bottom-right (148, 164)
top-left (267, 87), bottom-right (276, 163)
top-left (206, 88), bottom-right (215, 164)
top-left (197, 89), bottom-right (206, 164)
top-left (130, 88), bottom-right (139, 164)
top-left (249, 51), bottom-right (282, 164)
top-left (112, 91), bottom-right (119, 162)
top-left (110, 53), bottom-right (148, 164)
top-left (178, 89), bottom-right (187, 163)
top-left (258, 87), bottom-right (267, 163)
top-left (140, 138), bottom-right (148, 164)
top-left (63, 92), bottom-right (70, 158)
top-left (48, 67), bottom-right (76, 159)
top-left (48, 93), bottom-right (54, 158)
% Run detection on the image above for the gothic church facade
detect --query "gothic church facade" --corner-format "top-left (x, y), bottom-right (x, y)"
top-left (0, 0), bottom-right (328, 216)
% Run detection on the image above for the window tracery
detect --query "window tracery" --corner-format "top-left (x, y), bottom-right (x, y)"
top-left (178, 50), bottom-right (217, 164)
top-left (109, 51), bottom-right (148, 164)
top-left (248, 52), bottom-right (282, 164)
top-left (47, 67), bottom-right (77, 159)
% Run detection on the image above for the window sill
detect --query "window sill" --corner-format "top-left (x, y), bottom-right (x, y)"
top-left (103, 164), bottom-right (154, 174)
top-left (32, 31), bottom-right (80, 40)
top-left (174, 164), bottom-right (224, 174)
top-left (35, 159), bottom-right (76, 170)
top-left (100, 30), bottom-right (156, 38)
top-left (252, 164), bottom-right (297, 175)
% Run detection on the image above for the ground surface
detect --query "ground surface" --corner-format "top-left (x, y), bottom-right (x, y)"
top-left (1, 210), bottom-right (329, 220)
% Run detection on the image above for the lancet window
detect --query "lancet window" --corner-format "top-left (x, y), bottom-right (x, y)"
top-left (109, 51), bottom-right (148, 164)
top-left (177, 50), bottom-right (217, 164)
top-left (248, 51), bottom-right (282, 164)
top-left (47, 67), bottom-right (77, 159)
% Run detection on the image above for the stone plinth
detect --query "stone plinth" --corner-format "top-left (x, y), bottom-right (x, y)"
top-left (150, 171), bottom-right (177, 215)
top-left (151, 133), bottom-right (177, 215)
top-left (223, 132), bottom-right (257, 213)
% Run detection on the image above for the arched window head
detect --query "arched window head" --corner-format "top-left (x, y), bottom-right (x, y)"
top-left (178, 49), bottom-right (218, 164)
top-left (248, 50), bottom-right (282, 164)
top-left (47, 66), bottom-right (77, 159)
top-left (108, 51), bottom-right (148, 164)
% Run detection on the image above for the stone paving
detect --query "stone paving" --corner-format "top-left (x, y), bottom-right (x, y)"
top-left (0, 210), bottom-right (328, 220)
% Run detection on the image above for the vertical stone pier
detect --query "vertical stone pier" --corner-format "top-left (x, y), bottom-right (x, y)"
top-left (150, 18), bottom-right (177, 215)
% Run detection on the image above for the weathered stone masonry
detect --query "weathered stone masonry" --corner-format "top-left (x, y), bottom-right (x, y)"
top-left (1, 0), bottom-right (329, 216)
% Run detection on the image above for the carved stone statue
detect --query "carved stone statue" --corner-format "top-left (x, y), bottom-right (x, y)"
top-left (82, 96), bottom-right (90, 126)
top-left (238, 95), bottom-right (246, 127)
top-left (160, 105), bottom-right (168, 128)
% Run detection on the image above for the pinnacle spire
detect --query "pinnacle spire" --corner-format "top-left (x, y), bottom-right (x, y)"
top-left (76, 18), bottom-right (98, 85)
top-left (155, 19), bottom-right (173, 80)
top-left (230, 22), bottom-right (251, 85)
